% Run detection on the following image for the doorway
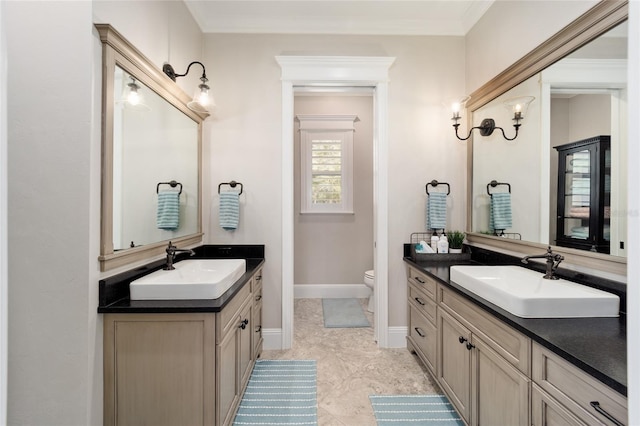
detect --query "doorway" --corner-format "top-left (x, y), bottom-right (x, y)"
top-left (277, 56), bottom-right (395, 349)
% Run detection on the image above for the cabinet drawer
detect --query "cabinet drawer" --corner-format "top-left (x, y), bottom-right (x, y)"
top-left (409, 305), bottom-right (437, 372)
top-left (408, 267), bottom-right (437, 299)
top-left (438, 284), bottom-right (530, 375)
top-left (532, 342), bottom-right (627, 426)
top-left (408, 283), bottom-right (436, 325)
top-left (217, 284), bottom-right (251, 342)
top-left (251, 268), bottom-right (263, 293)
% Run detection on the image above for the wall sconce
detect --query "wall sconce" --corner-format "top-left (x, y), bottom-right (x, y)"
top-left (452, 96), bottom-right (534, 141)
top-left (162, 61), bottom-right (214, 113)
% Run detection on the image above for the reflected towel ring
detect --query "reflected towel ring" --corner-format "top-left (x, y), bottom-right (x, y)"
top-left (157, 180), bottom-right (183, 195)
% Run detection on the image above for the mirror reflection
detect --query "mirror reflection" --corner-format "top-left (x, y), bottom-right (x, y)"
top-left (471, 22), bottom-right (627, 258)
top-left (113, 66), bottom-right (199, 251)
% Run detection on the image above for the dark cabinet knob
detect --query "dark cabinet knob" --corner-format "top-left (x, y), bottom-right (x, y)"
top-left (239, 318), bottom-right (249, 329)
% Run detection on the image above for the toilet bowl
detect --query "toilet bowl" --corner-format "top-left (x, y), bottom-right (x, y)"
top-left (364, 270), bottom-right (375, 312)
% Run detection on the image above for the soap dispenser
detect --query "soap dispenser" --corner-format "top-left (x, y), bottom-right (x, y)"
top-left (437, 234), bottom-right (449, 254)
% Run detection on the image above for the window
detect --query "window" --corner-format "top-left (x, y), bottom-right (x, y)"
top-left (297, 115), bottom-right (358, 214)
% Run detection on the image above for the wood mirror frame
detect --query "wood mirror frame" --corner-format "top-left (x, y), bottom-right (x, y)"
top-left (464, 1), bottom-right (628, 277)
top-left (96, 24), bottom-right (205, 272)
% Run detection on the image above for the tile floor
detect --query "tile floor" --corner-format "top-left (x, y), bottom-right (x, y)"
top-left (261, 298), bottom-right (441, 425)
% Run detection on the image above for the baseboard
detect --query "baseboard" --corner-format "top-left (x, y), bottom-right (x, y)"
top-left (387, 326), bottom-right (408, 348)
top-left (262, 328), bottom-right (282, 350)
top-left (294, 283), bottom-right (370, 299)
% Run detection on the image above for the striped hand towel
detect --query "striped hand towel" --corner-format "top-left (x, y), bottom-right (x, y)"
top-left (490, 192), bottom-right (512, 231)
top-left (157, 191), bottom-right (180, 230)
top-left (426, 192), bottom-right (447, 230)
top-left (219, 191), bottom-right (240, 231)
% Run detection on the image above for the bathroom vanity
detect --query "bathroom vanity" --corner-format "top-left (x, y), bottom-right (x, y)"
top-left (405, 251), bottom-right (627, 426)
top-left (98, 245), bottom-right (264, 426)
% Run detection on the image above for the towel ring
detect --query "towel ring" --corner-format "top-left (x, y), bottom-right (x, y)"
top-left (426, 180), bottom-right (450, 195)
top-left (157, 180), bottom-right (183, 195)
top-left (486, 180), bottom-right (511, 195)
top-left (218, 180), bottom-right (243, 195)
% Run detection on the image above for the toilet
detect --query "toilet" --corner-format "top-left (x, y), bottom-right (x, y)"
top-left (364, 270), bottom-right (375, 312)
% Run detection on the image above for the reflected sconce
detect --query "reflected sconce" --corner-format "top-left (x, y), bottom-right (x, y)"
top-left (120, 77), bottom-right (150, 111)
top-left (162, 61), bottom-right (214, 113)
top-left (452, 96), bottom-right (534, 141)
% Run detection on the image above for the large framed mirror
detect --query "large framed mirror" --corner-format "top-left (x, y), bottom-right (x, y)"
top-left (465, 1), bottom-right (627, 277)
top-left (96, 24), bottom-right (206, 271)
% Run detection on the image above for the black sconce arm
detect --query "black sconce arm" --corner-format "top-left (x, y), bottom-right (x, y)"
top-left (163, 61), bottom-right (207, 82)
top-left (453, 118), bottom-right (520, 141)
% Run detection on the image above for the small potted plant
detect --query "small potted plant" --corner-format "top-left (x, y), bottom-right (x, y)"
top-left (447, 230), bottom-right (466, 253)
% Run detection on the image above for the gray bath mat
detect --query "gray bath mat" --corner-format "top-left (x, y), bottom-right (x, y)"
top-left (322, 298), bottom-right (370, 328)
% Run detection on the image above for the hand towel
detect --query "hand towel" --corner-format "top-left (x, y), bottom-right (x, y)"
top-left (426, 192), bottom-right (447, 230)
top-left (157, 191), bottom-right (180, 230)
top-left (219, 191), bottom-right (240, 231)
top-left (489, 192), bottom-right (512, 231)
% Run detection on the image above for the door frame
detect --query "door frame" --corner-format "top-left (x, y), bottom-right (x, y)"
top-left (276, 56), bottom-right (395, 348)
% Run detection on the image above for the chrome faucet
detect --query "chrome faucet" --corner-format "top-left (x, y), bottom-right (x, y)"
top-left (521, 246), bottom-right (564, 280)
top-left (163, 241), bottom-right (196, 270)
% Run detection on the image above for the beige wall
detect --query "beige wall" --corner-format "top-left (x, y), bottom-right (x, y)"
top-left (293, 95), bottom-right (374, 285)
top-left (203, 34), bottom-right (467, 328)
top-left (465, 1), bottom-right (598, 93)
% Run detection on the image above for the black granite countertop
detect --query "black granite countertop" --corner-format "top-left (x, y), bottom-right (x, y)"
top-left (403, 254), bottom-right (627, 396)
top-left (98, 245), bottom-right (265, 314)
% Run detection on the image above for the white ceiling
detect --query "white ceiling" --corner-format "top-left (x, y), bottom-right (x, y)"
top-left (184, 1), bottom-right (494, 36)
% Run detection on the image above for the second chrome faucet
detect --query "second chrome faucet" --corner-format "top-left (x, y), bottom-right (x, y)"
top-left (164, 241), bottom-right (196, 270)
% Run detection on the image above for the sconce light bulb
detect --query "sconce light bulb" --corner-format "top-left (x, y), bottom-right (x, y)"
top-left (515, 104), bottom-right (522, 113)
top-left (452, 102), bottom-right (461, 114)
top-left (127, 90), bottom-right (140, 106)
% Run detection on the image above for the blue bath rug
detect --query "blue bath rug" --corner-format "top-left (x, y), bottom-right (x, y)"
top-left (369, 394), bottom-right (464, 425)
top-left (233, 359), bottom-right (317, 425)
top-left (322, 298), bottom-right (370, 328)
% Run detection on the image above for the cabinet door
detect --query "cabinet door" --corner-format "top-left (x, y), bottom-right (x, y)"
top-left (437, 308), bottom-right (472, 422)
top-left (532, 384), bottom-right (588, 426)
top-left (472, 336), bottom-right (530, 426)
top-left (239, 302), bottom-right (254, 391)
top-left (217, 322), bottom-right (239, 426)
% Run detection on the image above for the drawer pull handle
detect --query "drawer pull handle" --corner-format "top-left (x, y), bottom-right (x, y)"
top-left (458, 336), bottom-right (468, 344)
top-left (255, 295), bottom-right (262, 301)
top-left (590, 401), bottom-right (624, 426)
top-left (414, 297), bottom-right (426, 306)
top-left (415, 277), bottom-right (426, 284)
top-left (414, 327), bottom-right (426, 338)
top-left (255, 325), bottom-right (262, 333)
top-left (466, 342), bottom-right (475, 351)
top-left (256, 276), bottom-right (262, 281)
top-left (239, 318), bottom-right (249, 330)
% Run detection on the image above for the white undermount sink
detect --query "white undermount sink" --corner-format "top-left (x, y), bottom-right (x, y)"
top-left (130, 259), bottom-right (247, 300)
top-left (449, 265), bottom-right (619, 318)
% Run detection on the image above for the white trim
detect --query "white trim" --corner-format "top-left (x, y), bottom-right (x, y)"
top-left (0, 2), bottom-right (7, 421)
top-left (261, 328), bottom-right (283, 351)
top-left (277, 55), bottom-right (395, 349)
top-left (294, 284), bottom-right (370, 299)
top-left (627, 2), bottom-right (639, 423)
top-left (387, 327), bottom-right (408, 349)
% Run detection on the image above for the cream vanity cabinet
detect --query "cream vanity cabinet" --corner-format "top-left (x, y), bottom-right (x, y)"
top-left (104, 267), bottom-right (264, 426)
top-left (437, 283), bottom-right (530, 426)
top-left (532, 342), bottom-right (627, 426)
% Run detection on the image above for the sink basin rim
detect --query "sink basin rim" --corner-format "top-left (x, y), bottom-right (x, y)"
top-left (449, 265), bottom-right (619, 318)
top-left (130, 258), bottom-right (247, 300)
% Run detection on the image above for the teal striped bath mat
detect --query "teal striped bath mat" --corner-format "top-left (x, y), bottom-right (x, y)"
top-left (233, 359), bottom-right (317, 425)
top-left (369, 394), bottom-right (464, 425)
